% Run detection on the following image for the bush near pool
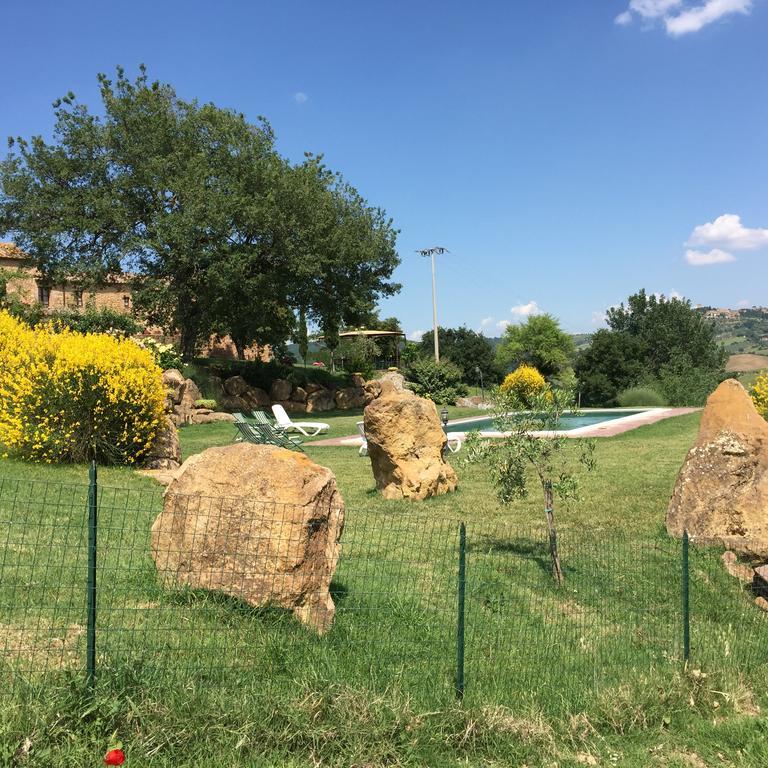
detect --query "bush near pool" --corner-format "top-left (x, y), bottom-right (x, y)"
top-left (0, 310), bottom-right (165, 464)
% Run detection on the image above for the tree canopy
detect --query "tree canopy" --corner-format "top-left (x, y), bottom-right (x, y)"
top-left (575, 290), bottom-right (726, 406)
top-left (0, 66), bottom-right (400, 358)
top-left (417, 326), bottom-right (498, 384)
top-left (495, 314), bottom-right (575, 378)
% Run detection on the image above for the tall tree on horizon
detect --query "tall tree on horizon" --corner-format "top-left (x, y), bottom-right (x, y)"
top-left (0, 66), bottom-right (401, 359)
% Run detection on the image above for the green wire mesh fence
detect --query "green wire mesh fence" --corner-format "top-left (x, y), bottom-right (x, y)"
top-left (0, 469), bottom-right (766, 711)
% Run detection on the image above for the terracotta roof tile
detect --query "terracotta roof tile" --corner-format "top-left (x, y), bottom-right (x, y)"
top-left (0, 242), bottom-right (28, 260)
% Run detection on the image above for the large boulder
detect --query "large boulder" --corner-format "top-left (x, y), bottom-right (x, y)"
top-left (364, 390), bottom-right (458, 500)
top-left (151, 444), bottom-right (345, 633)
top-left (162, 369), bottom-right (186, 405)
top-left (276, 399), bottom-right (307, 414)
top-left (207, 374), bottom-right (226, 402)
top-left (364, 371), bottom-right (409, 405)
top-left (335, 387), bottom-right (366, 410)
top-left (291, 386), bottom-right (308, 403)
top-left (179, 378), bottom-right (201, 412)
top-left (378, 370), bottom-right (407, 393)
top-left (306, 389), bottom-right (335, 413)
top-left (143, 416), bottom-right (181, 470)
top-left (242, 386), bottom-right (271, 409)
top-left (666, 379), bottom-right (768, 556)
top-left (189, 411), bottom-right (236, 425)
top-left (270, 378), bottom-right (293, 402)
top-left (224, 375), bottom-right (249, 396)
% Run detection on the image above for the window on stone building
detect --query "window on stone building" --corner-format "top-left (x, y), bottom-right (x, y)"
top-left (37, 284), bottom-right (50, 307)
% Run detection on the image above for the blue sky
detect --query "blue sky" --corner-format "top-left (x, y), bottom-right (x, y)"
top-left (1, 0), bottom-right (766, 338)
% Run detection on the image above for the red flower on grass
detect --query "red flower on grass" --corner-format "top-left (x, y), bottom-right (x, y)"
top-left (104, 748), bottom-right (125, 766)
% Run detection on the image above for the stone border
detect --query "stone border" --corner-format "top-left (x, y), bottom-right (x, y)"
top-left (309, 407), bottom-right (700, 447)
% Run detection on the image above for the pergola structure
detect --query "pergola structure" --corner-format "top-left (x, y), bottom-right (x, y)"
top-left (316, 328), bottom-right (406, 369)
top-left (338, 329), bottom-right (406, 367)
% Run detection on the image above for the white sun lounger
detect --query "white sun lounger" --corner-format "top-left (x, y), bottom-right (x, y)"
top-left (272, 404), bottom-right (330, 437)
top-left (356, 421), bottom-right (368, 456)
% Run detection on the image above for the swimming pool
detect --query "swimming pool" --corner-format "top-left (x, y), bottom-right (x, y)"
top-left (449, 410), bottom-right (644, 433)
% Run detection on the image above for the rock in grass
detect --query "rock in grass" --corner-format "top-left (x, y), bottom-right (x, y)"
top-left (364, 389), bottom-right (458, 501)
top-left (143, 416), bottom-right (181, 470)
top-left (666, 379), bottom-right (768, 556)
top-left (150, 443), bottom-right (345, 634)
top-left (721, 551), bottom-right (755, 583)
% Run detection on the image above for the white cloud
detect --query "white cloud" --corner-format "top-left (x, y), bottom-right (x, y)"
top-left (496, 320), bottom-right (511, 332)
top-left (737, 298), bottom-right (751, 308)
top-left (631, 0), bottom-right (683, 18)
top-left (510, 300), bottom-right (542, 318)
top-left (293, 92), bottom-right (308, 105)
top-left (615, 0), bottom-right (751, 34)
top-left (591, 310), bottom-right (608, 326)
top-left (406, 329), bottom-right (428, 342)
top-left (669, 289), bottom-right (683, 299)
top-left (685, 248), bottom-right (736, 265)
top-left (666, 0), bottom-right (751, 35)
top-left (480, 316), bottom-right (494, 328)
top-left (686, 213), bottom-right (768, 251)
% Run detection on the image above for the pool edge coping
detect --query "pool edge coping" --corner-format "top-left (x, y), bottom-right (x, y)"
top-left (307, 406), bottom-right (700, 446)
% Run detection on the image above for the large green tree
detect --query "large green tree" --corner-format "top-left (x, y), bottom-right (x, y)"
top-left (495, 314), bottom-right (575, 378)
top-left (572, 330), bottom-right (646, 406)
top-left (0, 67), bottom-right (400, 359)
top-left (605, 289), bottom-right (725, 373)
top-left (417, 326), bottom-right (498, 384)
top-left (575, 290), bottom-right (726, 406)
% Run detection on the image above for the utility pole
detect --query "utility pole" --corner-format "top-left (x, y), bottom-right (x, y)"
top-left (416, 246), bottom-right (449, 363)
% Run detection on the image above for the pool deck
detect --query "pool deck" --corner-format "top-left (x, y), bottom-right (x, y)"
top-left (308, 407), bottom-right (700, 447)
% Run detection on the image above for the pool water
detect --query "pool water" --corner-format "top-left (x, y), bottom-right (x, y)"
top-left (449, 410), bottom-right (644, 432)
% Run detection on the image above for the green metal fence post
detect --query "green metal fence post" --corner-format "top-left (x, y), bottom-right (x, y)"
top-left (86, 461), bottom-right (98, 690)
top-left (682, 528), bottom-right (690, 664)
top-left (456, 522), bottom-right (466, 700)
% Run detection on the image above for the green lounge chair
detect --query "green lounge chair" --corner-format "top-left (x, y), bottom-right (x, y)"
top-left (250, 410), bottom-right (276, 427)
top-left (233, 421), bottom-right (303, 452)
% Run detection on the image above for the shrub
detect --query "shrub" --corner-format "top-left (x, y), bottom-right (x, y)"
top-left (337, 336), bottom-right (380, 380)
top-left (136, 337), bottom-right (183, 371)
top-left (194, 399), bottom-right (217, 410)
top-left (499, 365), bottom-right (548, 407)
top-left (656, 359), bottom-right (725, 407)
top-left (616, 386), bottom-right (668, 407)
top-left (45, 306), bottom-right (142, 337)
top-left (405, 357), bottom-right (467, 404)
top-left (0, 311), bottom-right (165, 464)
top-left (752, 372), bottom-right (768, 418)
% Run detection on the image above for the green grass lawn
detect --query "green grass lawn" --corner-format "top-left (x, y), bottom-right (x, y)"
top-left (1, 411), bottom-right (767, 767)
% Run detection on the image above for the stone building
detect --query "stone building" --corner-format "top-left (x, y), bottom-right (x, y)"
top-left (0, 242), bottom-right (134, 313)
top-left (0, 242), bottom-right (271, 361)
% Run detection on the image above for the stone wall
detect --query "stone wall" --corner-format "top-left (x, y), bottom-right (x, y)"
top-left (212, 374), bottom-right (366, 414)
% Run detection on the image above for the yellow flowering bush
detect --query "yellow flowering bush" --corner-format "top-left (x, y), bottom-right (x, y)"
top-left (752, 372), bottom-right (768, 419)
top-left (499, 364), bottom-right (548, 406)
top-left (0, 310), bottom-right (165, 464)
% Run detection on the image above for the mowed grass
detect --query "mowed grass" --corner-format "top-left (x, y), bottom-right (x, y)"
top-left (1, 412), bottom-right (768, 767)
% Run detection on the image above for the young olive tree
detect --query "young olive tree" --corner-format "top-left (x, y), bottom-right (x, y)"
top-left (465, 382), bottom-right (595, 584)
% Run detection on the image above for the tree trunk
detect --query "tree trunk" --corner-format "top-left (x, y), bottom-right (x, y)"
top-left (544, 480), bottom-right (564, 585)
top-left (180, 324), bottom-right (198, 362)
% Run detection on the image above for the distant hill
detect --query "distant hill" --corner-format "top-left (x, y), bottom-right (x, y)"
top-left (696, 306), bottom-right (768, 355)
top-left (726, 353), bottom-right (768, 373)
